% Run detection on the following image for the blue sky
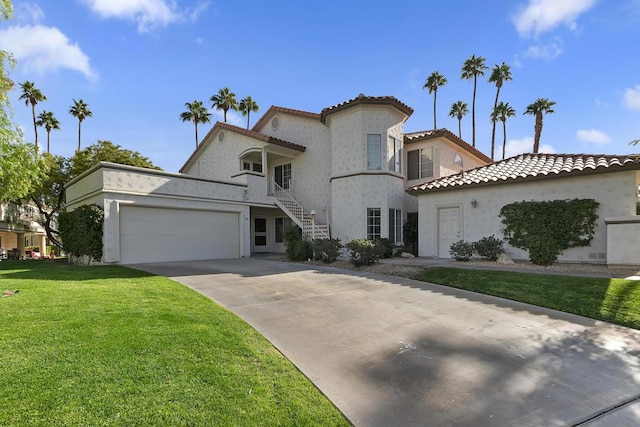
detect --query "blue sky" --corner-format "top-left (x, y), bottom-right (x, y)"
top-left (2, 0), bottom-right (640, 172)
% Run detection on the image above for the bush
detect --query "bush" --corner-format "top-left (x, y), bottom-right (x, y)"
top-left (345, 238), bottom-right (380, 266)
top-left (375, 238), bottom-right (395, 259)
top-left (312, 238), bottom-right (342, 264)
top-left (58, 204), bottom-right (104, 262)
top-left (403, 216), bottom-right (418, 256)
top-left (284, 225), bottom-right (313, 261)
top-left (449, 240), bottom-right (473, 261)
top-left (473, 236), bottom-right (504, 261)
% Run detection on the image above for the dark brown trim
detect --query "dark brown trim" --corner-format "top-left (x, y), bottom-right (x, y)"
top-left (330, 171), bottom-right (404, 182)
top-left (404, 128), bottom-right (492, 164)
top-left (321, 95), bottom-right (414, 123)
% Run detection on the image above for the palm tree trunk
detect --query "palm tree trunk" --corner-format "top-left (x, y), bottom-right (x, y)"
top-left (47, 129), bottom-right (51, 153)
top-left (246, 111), bottom-right (250, 130)
top-left (490, 87), bottom-right (501, 160)
top-left (195, 121), bottom-right (199, 148)
top-left (533, 113), bottom-right (542, 153)
top-left (471, 76), bottom-right (477, 147)
top-left (458, 118), bottom-right (462, 138)
top-left (77, 120), bottom-right (82, 151)
top-left (223, 108), bottom-right (227, 123)
top-left (31, 103), bottom-right (38, 151)
top-left (433, 90), bottom-right (437, 129)
top-left (502, 120), bottom-right (507, 160)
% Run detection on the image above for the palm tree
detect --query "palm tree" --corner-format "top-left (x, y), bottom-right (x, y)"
top-left (69, 98), bottom-right (93, 151)
top-left (180, 100), bottom-right (212, 147)
top-left (238, 96), bottom-right (260, 130)
top-left (461, 55), bottom-right (488, 147)
top-left (210, 87), bottom-right (238, 122)
top-left (35, 111), bottom-right (61, 154)
top-left (449, 101), bottom-right (469, 139)
top-left (488, 62), bottom-right (512, 160)
top-left (491, 102), bottom-right (516, 160)
top-left (18, 81), bottom-right (47, 150)
top-left (524, 98), bottom-right (556, 153)
top-left (423, 71), bottom-right (447, 129)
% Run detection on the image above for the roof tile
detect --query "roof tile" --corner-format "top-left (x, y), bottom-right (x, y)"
top-left (408, 153), bottom-right (640, 193)
top-left (320, 94), bottom-right (414, 122)
top-left (404, 128), bottom-right (493, 164)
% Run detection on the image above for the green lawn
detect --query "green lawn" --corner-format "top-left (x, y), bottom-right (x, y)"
top-left (0, 260), bottom-right (349, 426)
top-left (416, 267), bottom-right (640, 329)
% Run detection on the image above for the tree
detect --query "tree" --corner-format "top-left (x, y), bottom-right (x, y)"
top-left (210, 87), bottom-right (238, 122)
top-left (180, 100), bottom-right (211, 147)
top-left (449, 101), bottom-right (469, 139)
top-left (524, 98), bottom-right (556, 153)
top-left (35, 110), bottom-right (60, 153)
top-left (238, 96), bottom-right (259, 129)
top-left (423, 71), bottom-right (447, 129)
top-left (18, 80), bottom-right (46, 150)
top-left (27, 140), bottom-right (161, 249)
top-left (461, 54), bottom-right (488, 147)
top-left (488, 62), bottom-right (512, 160)
top-left (0, 1), bottom-right (47, 202)
top-left (69, 98), bottom-right (92, 151)
top-left (491, 102), bottom-right (516, 160)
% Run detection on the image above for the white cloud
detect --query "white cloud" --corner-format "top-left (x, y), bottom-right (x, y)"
top-left (505, 136), bottom-right (557, 158)
top-left (80, 0), bottom-right (210, 33)
top-left (15, 3), bottom-right (44, 24)
top-left (0, 25), bottom-right (97, 80)
top-left (576, 129), bottom-right (611, 144)
top-left (512, 0), bottom-right (597, 37)
top-left (624, 84), bottom-right (640, 110)
top-left (211, 109), bottom-right (244, 128)
top-left (524, 39), bottom-right (563, 60)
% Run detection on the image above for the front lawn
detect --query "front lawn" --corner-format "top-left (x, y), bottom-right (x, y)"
top-left (416, 267), bottom-right (640, 329)
top-left (0, 260), bottom-right (348, 426)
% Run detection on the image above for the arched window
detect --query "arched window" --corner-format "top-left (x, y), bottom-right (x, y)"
top-left (239, 148), bottom-right (263, 173)
top-left (454, 153), bottom-right (463, 168)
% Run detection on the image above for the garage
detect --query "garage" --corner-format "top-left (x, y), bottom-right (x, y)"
top-left (119, 206), bottom-right (240, 264)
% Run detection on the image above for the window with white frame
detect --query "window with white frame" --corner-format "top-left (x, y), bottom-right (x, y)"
top-left (275, 217), bottom-right (293, 243)
top-left (367, 208), bottom-right (381, 240)
top-left (367, 134), bottom-right (382, 170)
top-left (388, 209), bottom-right (402, 244)
top-left (388, 136), bottom-right (402, 173)
top-left (242, 160), bottom-right (263, 173)
top-left (407, 147), bottom-right (434, 180)
top-left (274, 163), bottom-right (292, 189)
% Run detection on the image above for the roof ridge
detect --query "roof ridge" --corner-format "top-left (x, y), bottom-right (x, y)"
top-left (320, 94), bottom-right (413, 123)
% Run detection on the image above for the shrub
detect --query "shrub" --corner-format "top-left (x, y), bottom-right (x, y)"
top-left (345, 238), bottom-right (380, 266)
top-left (473, 236), bottom-right (504, 261)
top-left (500, 199), bottom-right (599, 265)
top-left (58, 204), bottom-right (104, 262)
top-left (283, 225), bottom-right (313, 261)
top-left (312, 238), bottom-right (342, 264)
top-left (403, 216), bottom-right (418, 256)
top-left (375, 238), bottom-right (395, 259)
top-left (449, 240), bottom-right (473, 261)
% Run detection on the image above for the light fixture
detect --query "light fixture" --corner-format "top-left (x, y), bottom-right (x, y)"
top-left (471, 199), bottom-right (477, 208)
top-left (310, 210), bottom-right (316, 222)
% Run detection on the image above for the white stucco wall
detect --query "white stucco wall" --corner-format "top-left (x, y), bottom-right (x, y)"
top-left (417, 171), bottom-right (639, 262)
top-left (605, 216), bottom-right (640, 266)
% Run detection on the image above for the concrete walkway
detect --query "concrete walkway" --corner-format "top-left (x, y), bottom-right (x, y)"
top-left (135, 258), bottom-right (640, 426)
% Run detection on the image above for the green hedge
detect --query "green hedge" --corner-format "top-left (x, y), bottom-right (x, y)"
top-left (58, 204), bottom-right (104, 262)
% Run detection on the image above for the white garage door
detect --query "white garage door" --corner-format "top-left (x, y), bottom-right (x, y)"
top-left (119, 206), bottom-right (240, 264)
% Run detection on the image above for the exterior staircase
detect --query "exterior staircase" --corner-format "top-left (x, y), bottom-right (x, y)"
top-left (271, 181), bottom-right (330, 240)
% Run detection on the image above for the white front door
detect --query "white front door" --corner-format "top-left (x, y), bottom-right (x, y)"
top-left (252, 217), bottom-right (268, 253)
top-left (438, 207), bottom-right (460, 258)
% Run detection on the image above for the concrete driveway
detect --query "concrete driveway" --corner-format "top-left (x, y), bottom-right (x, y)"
top-left (135, 258), bottom-right (640, 426)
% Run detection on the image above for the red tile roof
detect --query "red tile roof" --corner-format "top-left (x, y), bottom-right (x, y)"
top-left (404, 128), bottom-right (492, 163)
top-left (320, 94), bottom-right (414, 123)
top-left (408, 153), bottom-right (640, 194)
top-left (252, 105), bottom-right (321, 131)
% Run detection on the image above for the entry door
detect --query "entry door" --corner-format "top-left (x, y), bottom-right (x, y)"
top-left (274, 163), bottom-right (292, 190)
top-left (438, 207), bottom-right (460, 258)
top-left (252, 217), bottom-right (268, 253)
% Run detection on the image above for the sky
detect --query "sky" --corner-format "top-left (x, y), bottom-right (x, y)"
top-left (1, 0), bottom-right (640, 172)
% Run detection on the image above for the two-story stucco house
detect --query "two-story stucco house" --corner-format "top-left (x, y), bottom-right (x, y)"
top-left (0, 202), bottom-right (49, 258)
top-left (66, 94), bottom-right (490, 264)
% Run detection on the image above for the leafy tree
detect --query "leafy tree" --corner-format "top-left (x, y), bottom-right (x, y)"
top-left (449, 100), bottom-right (468, 139)
top-left (180, 100), bottom-right (211, 147)
top-left (35, 110), bottom-right (60, 153)
top-left (461, 54), bottom-right (488, 147)
top-left (0, 1), bottom-right (47, 202)
top-left (18, 80), bottom-right (46, 150)
top-left (524, 98), bottom-right (556, 153)
top-left (27, 140), bottom-right (161, 248)
top-left (423, 71), bottom-right (447, 129)
top-left (69, 98), bottom-right (92, 151)
top-left (488, 62), bottom-right (512, 160)
top-left (491, 102), bottom-right (516, 160)
top-left (238, 95), bottom-right (259, 129)
top-left (210, 87), bottom-right (238, 122)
